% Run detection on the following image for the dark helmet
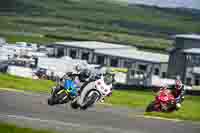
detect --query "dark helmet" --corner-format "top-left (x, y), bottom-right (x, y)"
top-left (79, 69), bottom-right (91, 82)
top-left (104, 68), bottom-right (114, 84)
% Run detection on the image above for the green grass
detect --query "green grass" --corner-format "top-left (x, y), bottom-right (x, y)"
top-left (145, 96), bottom-right (200, 121)
top-left (0, 15), bottom-right (173, 51)
top-left (0, 74), bottom-right (55, 93)
top-left (105, 90), bottom-right (200, 121)
top-left (0, 74), bottom-right (200, 121)
top-left (0, 122), bottom-right (56, 133)
top-left (1, 0), bottom-right (200, 51)
top-left (0, 33), bottom-right (64, 44)
top-left (105, 90), bottom-right (153, 108)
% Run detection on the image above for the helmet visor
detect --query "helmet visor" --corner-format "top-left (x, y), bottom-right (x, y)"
top-left (104, 74), bottom-right (113, 84)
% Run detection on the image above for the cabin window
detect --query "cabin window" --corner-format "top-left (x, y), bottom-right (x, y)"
top-left (138, 64), bottom-right (147, 72)
top-left (186, 78), bottom-right (192, 86)
top-left (70, 49), bottom-right (77, 59)
top-left (131, 70), bottom-right (135, 76)
top-left (110, 58), bottom-right (118, 67)
top-left (195, 76), bottom-right (200, 86)
top-left (154, 68), bottom-right (160, 75)
top-left (124, 60), bottom-right (131, 68)
top-left (162, 72), bottom-right (166, 78)
top-left (192, 56), bottom-right (200, 65)
top-left (96, 55), bottom-right (105, 65)
top-left (129, 70), bottom-right (135, 79)
top-left (81, 52), bottom-right (89, 61)
top-left (57, 48), bottom-right (64, 57)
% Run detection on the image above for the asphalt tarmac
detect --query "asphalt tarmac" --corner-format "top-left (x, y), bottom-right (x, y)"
top-left (0, 90), bottom-right (199, 133)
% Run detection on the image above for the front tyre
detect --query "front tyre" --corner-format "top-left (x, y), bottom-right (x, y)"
top-left (47, 98), bottom-right (55, 106)
top-left (80, 92), bottom-right (100, 110)
top-left (146, 101), bottom-right (156, 112)
top-left (47, 87), bottom-right (60, 106)
top-left (48, 87), bottom-right (69, 105)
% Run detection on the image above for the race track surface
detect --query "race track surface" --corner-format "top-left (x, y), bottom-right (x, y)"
top-left (0, 90), bottom-right (199, 133)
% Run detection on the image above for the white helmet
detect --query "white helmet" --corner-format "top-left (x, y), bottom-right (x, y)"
top-left (175, 80), bottom-right (183, 90)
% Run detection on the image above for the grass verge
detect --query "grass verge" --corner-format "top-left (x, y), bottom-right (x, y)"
top-left (0, 33), bottom-right (63, 44)
top-left (0, 74), bottom-right (200, 121)
top-left (105, 90), bottom-right (153, 108)
top-left (0, 74), bottom-right (55, 93)
top-left (144, 96), bottom-right (200, 121)
top-left (0, 122), bottom-right (55, 133)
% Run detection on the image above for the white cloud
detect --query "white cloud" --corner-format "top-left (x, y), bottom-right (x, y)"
top-left (128, 0), bottom-right (200, 9)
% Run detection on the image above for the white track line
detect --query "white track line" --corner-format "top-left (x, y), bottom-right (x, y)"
top-left (135, 115), bottom-right (182, 122)
top-left (0, 114), bottom-right (139, 133)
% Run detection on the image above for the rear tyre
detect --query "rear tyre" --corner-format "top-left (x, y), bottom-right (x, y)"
top-left (71, 100), bottom-right (79, 109)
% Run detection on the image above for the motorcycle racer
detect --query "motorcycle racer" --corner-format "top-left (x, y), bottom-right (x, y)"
top-left (71, 67), bottom-right (114, 109)
top-left (157, 79), bottom-right (185, 111)
top-left (171, 79), bottom-right (185, 110)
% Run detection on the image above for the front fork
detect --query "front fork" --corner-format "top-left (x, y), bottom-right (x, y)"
top-left (98, 96), bottom-right (105, 103)
top-left (51, 86), bottom-right (57, 95)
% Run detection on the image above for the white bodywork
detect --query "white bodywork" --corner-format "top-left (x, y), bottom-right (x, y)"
top-left (94, 77), bottom-right (112, 97)
top-left (77, 76), bottom-right (112, 107)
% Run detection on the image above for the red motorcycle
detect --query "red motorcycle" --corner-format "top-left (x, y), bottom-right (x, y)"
top-left (146, 88), bottom-right (177, 112)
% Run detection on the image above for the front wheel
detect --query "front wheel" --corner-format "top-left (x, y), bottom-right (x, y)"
top-left (146, 101), bottom-right (157, 112)
top-left (48, 87), bottom-right (70, 105)
top-left (48, 98), bottom-right (54, 105)
top-left (80, 91), bottom-right (100, 110)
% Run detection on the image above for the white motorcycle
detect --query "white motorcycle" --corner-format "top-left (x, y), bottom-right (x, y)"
top-left (71, 74), bottom-right (113, 110)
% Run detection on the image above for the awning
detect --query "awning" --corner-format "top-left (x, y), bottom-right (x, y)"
top-left (192, 67), bottom-right (200, 75)
top-left (182, 48), bottom-right (200, 54)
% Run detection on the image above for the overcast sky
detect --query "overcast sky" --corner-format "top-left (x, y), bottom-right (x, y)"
top-left (128, 0), bottom-right (200, 9)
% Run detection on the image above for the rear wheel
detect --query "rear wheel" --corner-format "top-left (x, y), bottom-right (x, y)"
top-left (71, 100), bottom-right (79, 109)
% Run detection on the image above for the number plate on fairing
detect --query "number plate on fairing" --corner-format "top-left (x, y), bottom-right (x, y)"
top-left (95, 79), bottom-right (112, 96)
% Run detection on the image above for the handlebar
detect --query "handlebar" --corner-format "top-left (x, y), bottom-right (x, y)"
top-left (57, 71), bottom-right (102, 84)
top-left (89, 74), bottom-right (102, 81)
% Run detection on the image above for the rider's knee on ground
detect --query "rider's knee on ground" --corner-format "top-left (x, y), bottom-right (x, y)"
top-left (176, 103), bottom-right (181, 110)
top-left (181, 96), bottom-right (185, 102)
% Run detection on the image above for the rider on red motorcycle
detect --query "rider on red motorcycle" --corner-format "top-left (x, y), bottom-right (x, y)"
top-left (156, 79), bottom-right (185, 111)
top-left (160, 79), bottom-right (185, 110)
top-left (171, 80), bottom-right (185, 110)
